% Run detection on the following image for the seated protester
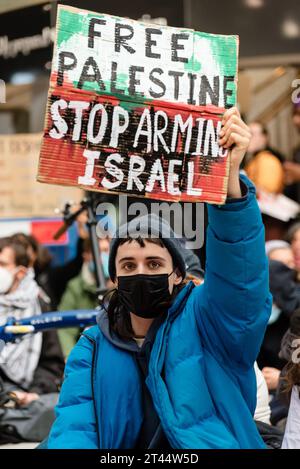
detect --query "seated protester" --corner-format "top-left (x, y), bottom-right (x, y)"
top-left (11, 210), bottom-right (89, 310)
top-left (58, 237), bottom-right (112, 358)
top-left (11, 232), bottom-right (54, 307)
top-left (258, 240), bottom-right (298, 372)
top-left (281, 311), bottom-right (300, 448)
top-left (0, 237), bottom-right (65, 443)
top-left (47, 108), bottom-right (272, 449)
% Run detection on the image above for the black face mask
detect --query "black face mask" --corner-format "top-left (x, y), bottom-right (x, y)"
top-left (117, 272), bottom-right (174, 319)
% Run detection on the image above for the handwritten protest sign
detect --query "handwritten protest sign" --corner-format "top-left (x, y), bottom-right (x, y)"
top-left (38, 5), bottom-right (239, 203)
top-left (0, 133), bottom-right (82, 218)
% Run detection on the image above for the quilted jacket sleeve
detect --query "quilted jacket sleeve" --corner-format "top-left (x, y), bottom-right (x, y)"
top-left (194, 175), bottom-right (272, 370)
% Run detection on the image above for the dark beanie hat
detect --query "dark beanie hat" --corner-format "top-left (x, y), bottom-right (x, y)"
top-left (108, 213), bottom-right (186, 281)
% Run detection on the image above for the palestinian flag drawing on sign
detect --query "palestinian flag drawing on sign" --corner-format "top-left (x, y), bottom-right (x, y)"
top-left (38, 4), bottom-right (239, 204)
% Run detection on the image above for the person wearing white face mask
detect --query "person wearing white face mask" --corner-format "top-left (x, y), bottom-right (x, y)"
top-left (0, 252), bottom-right (27, 295)
top-left (0, 237), bottom-right (43, 399)
top-left (0, 238), bottom-right (65, 444)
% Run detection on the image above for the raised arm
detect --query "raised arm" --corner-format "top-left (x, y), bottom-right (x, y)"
top-left (194, 108), bottom-right (272, 369)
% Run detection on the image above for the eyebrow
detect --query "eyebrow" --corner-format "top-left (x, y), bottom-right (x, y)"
top-left (146, 256), bottom-right (166, 261)
top-left (118, 256), bottom-right (166, 263)
top-left (118, 257), bottom-right (135, 263)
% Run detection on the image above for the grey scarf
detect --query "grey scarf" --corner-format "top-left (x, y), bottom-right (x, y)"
top-left (0, 269), bottom-right (42, 389)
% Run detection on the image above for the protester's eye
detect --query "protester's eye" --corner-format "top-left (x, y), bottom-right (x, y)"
top-left (123, 263), bottom-right (135, 271)
top-left (149, 261), bottom-right (161, 269)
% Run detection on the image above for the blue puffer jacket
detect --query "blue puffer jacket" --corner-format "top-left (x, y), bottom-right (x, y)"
top-left (48, 176), bottom-right (272, 449)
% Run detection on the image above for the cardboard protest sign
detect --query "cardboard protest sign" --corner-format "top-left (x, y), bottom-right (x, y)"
top-left (0, 133), bottom-right (82, 218)
top-left (38, 5), bottom-right (239, 203)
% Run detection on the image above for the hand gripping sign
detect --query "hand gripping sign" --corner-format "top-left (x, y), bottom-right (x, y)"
top-left (37, 5), bottom-right (239, 204)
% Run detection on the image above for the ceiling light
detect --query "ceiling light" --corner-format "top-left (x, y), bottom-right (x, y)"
top-left (282, 18), bottom-right (300, 38)
top-left (244, 0), bottom-right (264, 8)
